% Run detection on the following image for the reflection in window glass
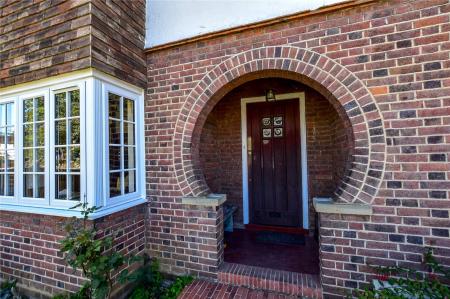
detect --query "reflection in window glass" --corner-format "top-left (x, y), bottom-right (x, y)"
top-left (108, 93), bottom-right (136, 198)
top-left (0, 102), bottom-right (14, 196)
top-left (54, 90), bottom-right (81, 201)
top-left (22, 97), bottom-right (44, 198)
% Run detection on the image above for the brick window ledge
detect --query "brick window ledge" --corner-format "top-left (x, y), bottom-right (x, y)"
top-left (313, 197), bottom-right (372, 216)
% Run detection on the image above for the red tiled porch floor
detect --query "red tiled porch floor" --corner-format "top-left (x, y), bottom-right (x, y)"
top-left (224, 229), bottom-right (320, 275)
top-left (179, 280), bottom-right (306, 299)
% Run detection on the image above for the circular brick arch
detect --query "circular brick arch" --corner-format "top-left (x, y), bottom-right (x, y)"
top-left (174, 46), bottom-right (386, 204)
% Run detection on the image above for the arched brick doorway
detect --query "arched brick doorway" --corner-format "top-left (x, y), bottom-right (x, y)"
top-left (174, 46), bottom-right (386, 205)
top-left (198, 76), bottom-right (354, 232)
top-left (196, 76), bottom-right (358, 276)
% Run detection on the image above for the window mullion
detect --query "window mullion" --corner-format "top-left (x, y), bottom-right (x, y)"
top-left (32, 98), bottom-right (36, 198)
top-left (66, 91), bottom-right (71, 200)
top-left (120, 96), bottom-right (124, 196)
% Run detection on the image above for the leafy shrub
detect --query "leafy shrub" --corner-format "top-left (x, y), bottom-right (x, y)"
top-left (1, 280), bottom-right (22, 299)
top-left (355, 248), bottom-right (450, 299)
top-left (161, 276), bottom-right (193, 299)
top-left (56, 203), bottom-right (140, 299)
top-left (125, 257), bottom-right (193, 299)
top-left (54, 203), bottom-right (192, 299)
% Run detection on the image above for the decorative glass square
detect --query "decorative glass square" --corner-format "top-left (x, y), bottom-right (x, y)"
top-left (262, 117), bottom-right (271, 127)
top-left (273, 116), bottom-right (283, 126)
top-left (274, 127), bottom-right (283, 137)
top-left (262, 128), bottom-right (272, 138)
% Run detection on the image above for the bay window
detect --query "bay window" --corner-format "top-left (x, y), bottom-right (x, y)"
top-left (0, 71), bottom-right (145, 217)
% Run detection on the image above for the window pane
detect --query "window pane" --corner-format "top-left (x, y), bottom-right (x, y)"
top-left (55, 174), bottom-right (67, 199)
top-left (0, 151), bottom-right (4, 170)
top-left (24, 174), bottom-right (33, 197)
top-left (124, 122), bottom-right (135, 145)
top-left (109, 120), bottom-right (121, 144)
top-left (109, 172), bottom-right (121, 197)
top-left (0, 174), bottom-right (4, 195)
top-left (124, 98), bottom-right (134, 122)
top-left (69, 119), bottom-right (80, 144)
top-left (6, 175), bottom-right (14, 196)
top-left (23, 124), bottom-right (33, 147)
top-left (0, 128), bottom-right (4, 148)
top-left (35, 97), bottom-right (45, 121)
top-left (36, 174), bottom-right (45, 198)
top-left (23, 99), bottom-right (33, 123)
top-left (36, 122), bottom-right (45, 146)
top-left (109, 93), bottom-right (121, 119)
top-left (6, 103), bottom-right (14, 125)
top-left (7, 127), bottom-right (14, 148)
top-left (23, 149), bottom-right (33, 172)
top-left (56, 147), bottom-right (67, 171)
top-left (0, 105), bottom-right (5, 127)
top-left (109, 146), bottom-right (121, 170)
top-left (55, 120), bottom-right (66, 145)
top-left (70, 175), bottom-right (80, 201)
top-left (53, 89), bottom-right (82, 202)
top-left (124, 146), bottom-right (135, 169)
top-left (7, 150), bottom-right (14, 171)
top-left (35, 148), bottom-right (45, 172)
top-left (70, 146), bottom-right (80, 172)
top-left (6, 103), bottom-right (16, 125)
top-left (69, 90), bottom-right (80, 117)
top-left (124, 170), bottom-right (135, 194)
top-left (55, 92), bottom-right (66, 119)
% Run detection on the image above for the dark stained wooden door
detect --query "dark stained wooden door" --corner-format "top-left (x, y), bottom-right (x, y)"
top-left (247, 99), bottom-right (301, 227)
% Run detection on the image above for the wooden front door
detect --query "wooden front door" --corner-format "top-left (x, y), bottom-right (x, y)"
top-left (247, 99), bottom-right (301, 227)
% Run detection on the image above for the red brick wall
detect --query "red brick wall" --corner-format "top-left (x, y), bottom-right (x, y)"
top-left (198, 78), bottom-right (351, 229)
top-left (0, 0), bottom-right (146, 88)
top-left (146, 0), bottom-right (450, 296)
top-left (148, 203), bottom-right (224, 279)
top-left (0, 204), bottom-right (146, 296)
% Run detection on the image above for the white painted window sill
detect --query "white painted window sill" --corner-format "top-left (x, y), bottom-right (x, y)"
top-left (313, 197), bottom-right (372, 216)
top-left (0, 197), bottom-right (147, 219)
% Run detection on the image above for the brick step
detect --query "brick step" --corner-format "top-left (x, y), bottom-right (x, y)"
top-left (218, 262), bottom-right (322, 298)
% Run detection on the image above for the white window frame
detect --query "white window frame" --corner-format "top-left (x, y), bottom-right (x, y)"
top-left (0, 96), bottom-right (19, 205)
top-left (0, 70), bottom-right (146, 218)
top-left (102, 82), bottom-right (144, 208)
top-left (18, 89), bottom-right (50, 207)
top-left (49, 81), bottom-right (87, 208)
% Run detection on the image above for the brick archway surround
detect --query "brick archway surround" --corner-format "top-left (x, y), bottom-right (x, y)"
top-left (174, 46), bottom-right (386, 204)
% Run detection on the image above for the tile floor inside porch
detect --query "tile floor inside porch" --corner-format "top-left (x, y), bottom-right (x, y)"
top-left (224, 228), bottom-right (320, 275)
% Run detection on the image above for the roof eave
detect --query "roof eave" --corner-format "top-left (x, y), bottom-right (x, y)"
top-left (144, 0), bottom-right (378, 54)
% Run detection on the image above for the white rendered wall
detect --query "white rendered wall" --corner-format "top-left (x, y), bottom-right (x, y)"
top-left (146, 0), bottom-right (346, 48)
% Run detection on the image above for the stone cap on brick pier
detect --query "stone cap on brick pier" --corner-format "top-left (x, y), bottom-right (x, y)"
top-left (313, 197), bottom-right (372, 216)
top-left (182, 193), bottom-right (227, 207)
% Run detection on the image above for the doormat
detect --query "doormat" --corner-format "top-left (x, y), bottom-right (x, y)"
top-left (255, 231), bottom-right (305, 246)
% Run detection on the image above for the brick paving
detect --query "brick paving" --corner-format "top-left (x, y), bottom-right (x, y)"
top-left (179, 280), bottom-right (303, 299)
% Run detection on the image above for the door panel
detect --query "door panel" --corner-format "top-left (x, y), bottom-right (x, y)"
top-left (247, 99), bottom-right (301, 227)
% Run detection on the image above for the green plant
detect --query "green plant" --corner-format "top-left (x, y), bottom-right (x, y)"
top-left (161, 276), bottom-right (193, 299)
top-left (57, 202), bottom-right (140, 299)
top-left (355, 248), bottom-right (450, 299)
top-left (126, 257), bottom-right (193, 299)
top-left (126, 257), bottom-right (163, 299)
